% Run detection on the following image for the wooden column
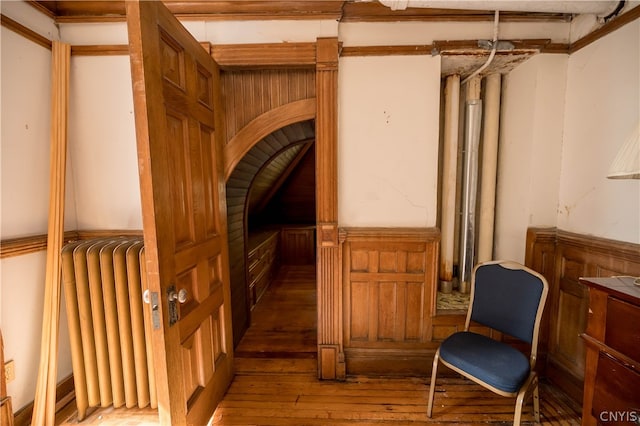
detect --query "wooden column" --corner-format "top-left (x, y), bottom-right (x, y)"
top-left (315, 37), bottom-right (344, 380)
top-left (439, 75), bottom-right (460, 287)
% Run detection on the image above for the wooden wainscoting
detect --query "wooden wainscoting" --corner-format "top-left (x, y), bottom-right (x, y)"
top-left (340, 227), bottom-right (440, 376)
top-left (280, 226), bottom-right (316, 265)
top-left (525, 227), bottom-right (640, 404)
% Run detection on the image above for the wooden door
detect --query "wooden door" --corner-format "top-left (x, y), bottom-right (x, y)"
top-left (125, 1), bottom-right (234, 424)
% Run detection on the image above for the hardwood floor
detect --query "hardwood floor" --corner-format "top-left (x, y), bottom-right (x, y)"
top-left (58, 264), bottom-right (582, 425)
top-left (213, 264), bottom-right (581, 425)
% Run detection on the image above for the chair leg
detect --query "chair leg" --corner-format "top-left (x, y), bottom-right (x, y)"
top-left (533, 378), bottom-right (541, 424)
top-left (514, 392), bottom-right (525, 426)
top-left (513, 373), bottom-right (539, 426)
top-left (426, 349), bottom-right (441, 418)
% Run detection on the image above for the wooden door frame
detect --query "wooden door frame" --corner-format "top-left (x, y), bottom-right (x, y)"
top-left (314, 37), bottom-right (343, 379)
top-left (219, 37), bottom-right (343, 380)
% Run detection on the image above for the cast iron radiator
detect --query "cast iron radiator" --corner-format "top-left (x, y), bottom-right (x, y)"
top-left (61, 236), bottom-right (157, 420)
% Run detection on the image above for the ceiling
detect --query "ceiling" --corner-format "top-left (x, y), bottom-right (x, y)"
top-left (32, 0), bottom-right (578, 23)
top-left (31, 0), bottom-right (633, 74)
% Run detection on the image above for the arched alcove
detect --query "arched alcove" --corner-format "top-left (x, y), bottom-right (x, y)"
top-left (226, 120), bottom-right (315, 346)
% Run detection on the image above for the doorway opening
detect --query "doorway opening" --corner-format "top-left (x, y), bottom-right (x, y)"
top-left (225, 120), bottom-right (318, 353)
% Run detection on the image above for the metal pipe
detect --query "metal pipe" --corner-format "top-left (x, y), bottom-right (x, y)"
top-left (439, 75), bottom-right (461, 293)
top-left (378, 0), bottom-right (621, 15)
top-left (477, 73), bottom-right (501, 263)
top-left (458, 76), bottom-right (482, 293)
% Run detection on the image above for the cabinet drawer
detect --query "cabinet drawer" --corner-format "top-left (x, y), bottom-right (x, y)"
top-left (606, 297), bottom-right (640, 362)
top-left (592, 351), bottom-right (640, 423)
top-left (254, 271), bottom-right (270, 303)
top-left (248, 256), bottom-right (266, 283)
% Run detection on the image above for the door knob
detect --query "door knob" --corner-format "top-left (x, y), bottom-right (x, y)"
top-left (169, 288), bottom-right (188, 304)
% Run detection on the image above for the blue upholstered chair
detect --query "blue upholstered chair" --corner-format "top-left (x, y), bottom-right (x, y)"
top-left (427, 260), bottom-right (549, 425)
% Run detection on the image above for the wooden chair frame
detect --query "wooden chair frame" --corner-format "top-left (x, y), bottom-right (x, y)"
top-left (427, 260), bottom-right (549, 425)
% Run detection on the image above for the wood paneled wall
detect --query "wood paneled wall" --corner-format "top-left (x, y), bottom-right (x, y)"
top-left (280, 226), bottom-right (316, 265)
top-left (525, 227), bottom-right (640, 403)
top-left (340, 228), bottom-right (440, 375)
top-left (258, 147), bottom-right (316, 225)
top-left (220, 69), bottom-right (316, 145)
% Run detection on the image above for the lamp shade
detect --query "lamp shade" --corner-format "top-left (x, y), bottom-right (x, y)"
top-left (607, 123), bottom-right (640, 179)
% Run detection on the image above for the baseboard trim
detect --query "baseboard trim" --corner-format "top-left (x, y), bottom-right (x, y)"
top-left (14, 374), bottom-right (74, 426)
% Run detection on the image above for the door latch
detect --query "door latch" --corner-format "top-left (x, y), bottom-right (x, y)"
top-left (142, 289), bottom-right (161, 330)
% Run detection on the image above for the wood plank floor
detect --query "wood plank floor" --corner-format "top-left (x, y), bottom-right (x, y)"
top-left (213, 264), bottom-right (582, 425)
top-left (58, 264), bottom-right (582, 425)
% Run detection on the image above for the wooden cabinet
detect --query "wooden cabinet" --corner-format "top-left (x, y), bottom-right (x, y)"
top-left (580, 276), bottom-right (640, 426)
top-left (247, 230), bottom-right (279, 308)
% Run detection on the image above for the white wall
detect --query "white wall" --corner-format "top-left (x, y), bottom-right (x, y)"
top-left (68, 56), bottom-right (141, 230)
top-left (1, 253), bottom-right (72, 411)
top-left (0, 8), bottom-right (74, 410)
top-left (495, 19), bottom-right (640, 262)
top-left (338, 55), bottom-right (441, 227)
top-left (558, 20), bottom-right (640, 244)
top-left (494, 54), bottom-right (567, 261)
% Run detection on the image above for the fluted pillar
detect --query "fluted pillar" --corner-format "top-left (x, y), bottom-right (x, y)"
top-left (315, 37), bottom-right (344, 379)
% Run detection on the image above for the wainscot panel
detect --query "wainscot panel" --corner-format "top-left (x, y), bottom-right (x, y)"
top-left (525, 227), bottom-right (640, 405)
top-left (340, 227), bottom-right (440, 375)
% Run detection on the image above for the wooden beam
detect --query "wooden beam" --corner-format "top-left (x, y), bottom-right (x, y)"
top-left (0, 13), bottom-right (52, 50)
top-left (212, 42), bottom-right (316, 69)
top-left (0, 230), bottom-right (142, 259)
top-left (31, 40), bottom-right (71, 426)
top-left (570, 4), bottom-right (640, 53)
top-left (341, 45), bottom-right (433, 57)
top-left (71, 44), bottom-right (128, 55)
top-left (31, 1), bottom-right (345, 23)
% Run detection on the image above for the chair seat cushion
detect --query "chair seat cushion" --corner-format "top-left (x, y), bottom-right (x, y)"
top-left (439, 331), bottom-right (530, 393)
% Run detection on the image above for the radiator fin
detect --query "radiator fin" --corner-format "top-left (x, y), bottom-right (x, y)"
top-left (62, 236), bottom-right (157, 421)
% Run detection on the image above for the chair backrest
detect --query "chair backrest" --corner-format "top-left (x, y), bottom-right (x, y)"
top-left (466, 260), bottom-right (548, 344)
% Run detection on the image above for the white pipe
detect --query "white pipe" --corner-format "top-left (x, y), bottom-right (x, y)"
top-left (458, 76), bottom-right (482, 293)
top-left (439, 75), bottom-right (461, 290)
top-left (379, 0), bottom-right (620, 14)
top-left (462, 9), bottom-right (499, 85)
top-left (477, 73), bottom-right (501, 263)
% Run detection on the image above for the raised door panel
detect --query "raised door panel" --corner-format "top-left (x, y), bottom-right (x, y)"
top-left (344, 240), bottom-right (434, 348)
top-left (551, 253), bottom-right (589, 378)
top-left (340, 228), bottom-right (439, 375)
